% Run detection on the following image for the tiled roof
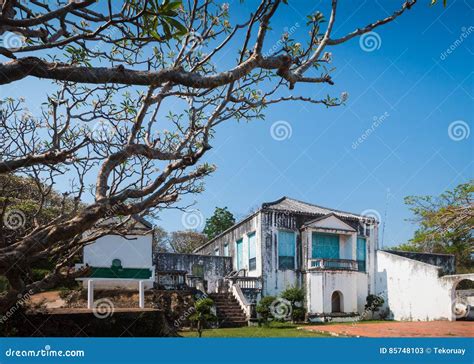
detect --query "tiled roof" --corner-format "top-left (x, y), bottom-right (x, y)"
top-left (262, 197), bottom-right (375, 221)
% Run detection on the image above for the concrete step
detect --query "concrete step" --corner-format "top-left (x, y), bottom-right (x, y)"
top-left (209, 293), bottom-right (248, 326)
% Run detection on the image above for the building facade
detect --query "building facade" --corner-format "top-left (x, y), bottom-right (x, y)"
top-left (194, 197), bottom-right (378, 320)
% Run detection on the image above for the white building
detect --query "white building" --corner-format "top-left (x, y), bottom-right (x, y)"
top-left (77, 215), bottom-right (155, 308)
top-left (194, 197), bottom-right (474, 322)
top-left (77, 197), bottom-right (473, 322)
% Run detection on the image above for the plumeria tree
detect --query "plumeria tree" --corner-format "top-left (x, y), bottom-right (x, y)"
top-left (0, 0), bottom-right (419, 311)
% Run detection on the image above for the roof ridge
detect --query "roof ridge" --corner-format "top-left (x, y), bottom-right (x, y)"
top-left (265, 196), bottom-right (369, 219)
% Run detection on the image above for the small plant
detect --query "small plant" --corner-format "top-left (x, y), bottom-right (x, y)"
top-left (256, 296), bottom-right (277, 326)
top-left (280, 286), bottom-right (306, 322)
top-left (189, 297), bottom-right (216, 338)
top-left (365, 294), bottom-right (385, 317)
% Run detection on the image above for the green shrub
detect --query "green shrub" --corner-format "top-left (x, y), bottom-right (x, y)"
top-left (189, 297), bottom-right (216, 337)
top-left (0, 275), bottom-right (9, 293)
top-left (281, 286), bottom-right (306, 322)
top-left (365, 294), bottom-right (384, 313)
top-left (256, 296), bottom-right (276, 326)
top-left (31, 268), bottom-right (50, 282)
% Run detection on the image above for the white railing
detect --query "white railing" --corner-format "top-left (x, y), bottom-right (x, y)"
top-left (227, 276), bottom-right (262, 290)
top-left (230, 283), bottom-right (252, 319)
top-left (308, 258), bottom-right (359, 271)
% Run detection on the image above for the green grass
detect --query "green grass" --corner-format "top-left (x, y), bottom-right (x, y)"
top-left (179, 322), bottom-right (334, 338)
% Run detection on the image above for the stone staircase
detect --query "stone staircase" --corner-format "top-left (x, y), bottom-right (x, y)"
top-left (209, 293), bottom-right (248, 328)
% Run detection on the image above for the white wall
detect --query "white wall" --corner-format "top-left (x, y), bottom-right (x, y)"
top-left (376, 251), bottom-right (453, 321)
top-left (306, 271), bottom-right (368, 314)
top-left (265, 270), bottom-right (298, 296)
top-left (232, 214), bottom-right (261, 277)
top-left (84, 234), bottom-right (153, 268)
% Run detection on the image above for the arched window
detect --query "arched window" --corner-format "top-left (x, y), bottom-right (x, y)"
top-left (331, 291), bottom-right (343, 313)
top-left (453, 279), bottom-right (474, 321)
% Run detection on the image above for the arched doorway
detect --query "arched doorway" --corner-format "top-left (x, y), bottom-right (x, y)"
top-left (331, 291), bottom-right (343, 313)
top-left (453, 278), bottom-right (474, 321)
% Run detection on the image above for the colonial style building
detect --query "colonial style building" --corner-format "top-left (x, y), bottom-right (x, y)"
top-left (194, 197), bottom-right (473, 323)
top-left (78, 197), bottom-right (473, 324)
top-left (194, 197), bottom-right (377, 321)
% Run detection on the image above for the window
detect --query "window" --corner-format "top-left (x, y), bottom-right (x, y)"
top-left (224, 243), bottom-right (229, 256)
top-left (192, 264), bottom-right (204, 277)
top-left (312, 233), bottom-right (339, 259)
top-left (214, 247), bottom-right (219, 256)
top-left (236, 239), bottom-right (243, 270)
top-left (248, 232), bottom-right (256, 271)
top-left (278, 230), bottom-right (296, 270)
top-left (357, 237), bottom-right (366, 272)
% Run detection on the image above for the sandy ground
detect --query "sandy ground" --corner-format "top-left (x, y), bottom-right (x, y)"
top-left (302, 321), bottom-right (474, 337)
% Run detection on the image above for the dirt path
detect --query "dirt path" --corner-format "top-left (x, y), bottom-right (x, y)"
top-left (302, 321), bottom-right (474, 337)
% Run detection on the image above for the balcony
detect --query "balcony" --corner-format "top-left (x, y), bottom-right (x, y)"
top-left (227, 276), bottom-right (262, 290)
top-left (308, 258), bottom-right (364, 272)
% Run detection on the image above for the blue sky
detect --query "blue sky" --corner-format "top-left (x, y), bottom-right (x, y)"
top-left (2, 0), bottom-right (473, 247)
top-left (166, 0), bottom-right (473, 247)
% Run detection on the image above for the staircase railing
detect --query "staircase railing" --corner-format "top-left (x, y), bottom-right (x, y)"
top-left (227, 276), bottom-right (262, 290)
top-left (230, 283), bottom-right (253, 319)
top-left (224, 270), bottom-right (261, 320)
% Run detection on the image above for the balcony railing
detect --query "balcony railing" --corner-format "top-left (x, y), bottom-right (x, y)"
top-left (227, 276), bottom-right (262, 290)
top-left (308, 258), bottom-right (362, 272)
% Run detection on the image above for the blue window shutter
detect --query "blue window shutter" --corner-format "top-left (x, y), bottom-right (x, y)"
top-left (248, 232), bottom-right (257, 271)
top-left (357, 237), bottom-right (366, 271)
top-left (312, 233), bottom-right (339, 259)
top-left (248, 233), bottom-right (256, 259)
top-left (278, 231), bottom-right (296, 269)
top-left (236, 239), bottom-right (243, 270)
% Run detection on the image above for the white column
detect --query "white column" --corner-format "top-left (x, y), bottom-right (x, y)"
top-left (87, 280), bottom-right (94, 309)
top-left (139, 280), bottom-right (145, 309)
top-left (351, 233), bottom-right (357, 261)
